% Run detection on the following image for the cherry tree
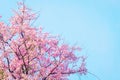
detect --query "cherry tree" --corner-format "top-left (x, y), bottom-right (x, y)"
top-left (0, 2), bottom-right (87, 80)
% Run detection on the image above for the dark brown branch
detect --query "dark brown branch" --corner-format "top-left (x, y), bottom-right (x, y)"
top-left (6, 57), bottom-right (13, 73)
top-left (42, 60), bottom-right (63, 80)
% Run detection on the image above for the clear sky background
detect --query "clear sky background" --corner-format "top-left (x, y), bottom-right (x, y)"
top-left (0, 0), bottom-right (120, 80)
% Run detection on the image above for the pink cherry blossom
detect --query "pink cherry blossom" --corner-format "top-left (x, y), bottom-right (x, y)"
top-left (0, 2), bottom-right (87, 80)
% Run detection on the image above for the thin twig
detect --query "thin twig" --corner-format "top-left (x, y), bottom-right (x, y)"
top-left (88, 71), bottom-right (101, 80)
top-left (30, 11), bottom-right (40, 26)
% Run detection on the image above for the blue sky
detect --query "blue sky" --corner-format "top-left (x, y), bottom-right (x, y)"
top-left (0, 0), bottom-right (120, 80)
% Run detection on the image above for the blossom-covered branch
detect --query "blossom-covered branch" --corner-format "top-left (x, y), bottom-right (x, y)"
top-left (0, 2), bottom-right (87, 80)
